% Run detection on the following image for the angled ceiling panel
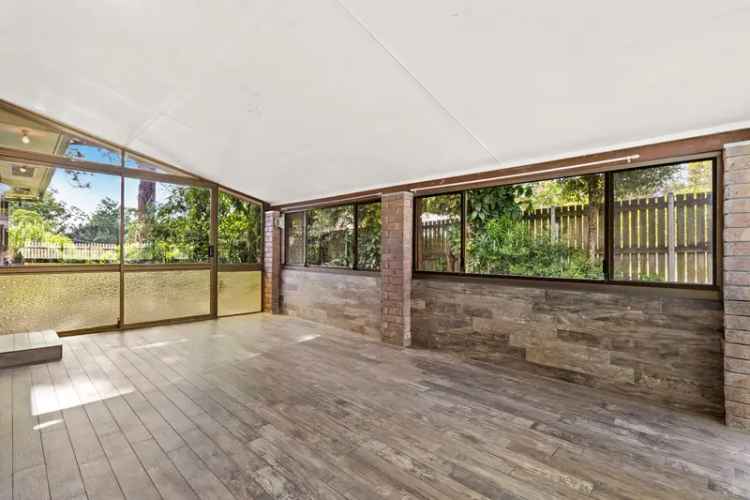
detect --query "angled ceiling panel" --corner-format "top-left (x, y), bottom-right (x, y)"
top-left (1, 1), bottom-right (748, 204)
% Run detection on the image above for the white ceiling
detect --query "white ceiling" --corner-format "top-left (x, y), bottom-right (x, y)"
top-left (1, 1), bottom-right (749, 205)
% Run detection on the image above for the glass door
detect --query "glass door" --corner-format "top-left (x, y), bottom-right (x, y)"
top-left (121, 176), bottom-right (213, 326)
top-left (216, 189), bottom-right (263, 316)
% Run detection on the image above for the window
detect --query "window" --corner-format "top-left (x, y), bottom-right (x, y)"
top-left (125, 152), bottom-right (194, 178)
top-left (415, 194), bottom-right (462, 272)
top-left (613, 160), bottom-right (713, 284)
top-left (285, 212), bottom-right (305, 265)
top-left (306, 205), bottom-right (354, 268)
top-left (218, 191), bottom-right (262, 265)
top-left (1, 160), bottom-right (121, 265)
top-left (465, 174), bottom-right (604, 279)
top-left (0, 106), bottom-right (121, 166)
top-left (0, 100), bottom-right (265, 334)
top-left (356, 202), bottom-right (381, 271)
top-left (124, 178), bottom-right (211, 264)
top-left (414, 158), bottom-right (716, 287)
top-left (284, 201), bottom-right (381, 271)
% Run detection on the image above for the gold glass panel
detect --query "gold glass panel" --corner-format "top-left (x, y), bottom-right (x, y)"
top-left (218, 271), bottom-right (261, 316)
top-left (0, 272), bottom-right (119, 334)
top-left (124, 270), bottom-right (210, 324)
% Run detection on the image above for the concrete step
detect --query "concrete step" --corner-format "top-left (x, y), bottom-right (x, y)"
top-left (0, 331), bottom-right (62, 369)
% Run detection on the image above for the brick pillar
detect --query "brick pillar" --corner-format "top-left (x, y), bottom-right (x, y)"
top-left (724, 141), bottom-right (750, 429)
top-left (381, 192), bottom-right (413, 347)
top-left (263, 210), bottom-right (282, 314)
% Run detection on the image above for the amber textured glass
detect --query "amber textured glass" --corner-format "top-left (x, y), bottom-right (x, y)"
top-left (218, 271), bottom-right (262, 316)
top-left (0, 272), bottom-right (119, 334)
top-left (124, 270), bottom-right (210, 324)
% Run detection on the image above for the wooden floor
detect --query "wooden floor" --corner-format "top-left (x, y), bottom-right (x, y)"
top-left (2, 314), bottom-right (750, 500)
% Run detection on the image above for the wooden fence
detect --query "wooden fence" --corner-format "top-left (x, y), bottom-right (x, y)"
top-left (417, 192), bottom-right (713, 284)
top-left (15, 241), bottom-right (120, 262)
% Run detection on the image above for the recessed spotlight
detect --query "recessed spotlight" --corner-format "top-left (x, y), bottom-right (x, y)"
top-left (21, 130), bottom-right (30, 145)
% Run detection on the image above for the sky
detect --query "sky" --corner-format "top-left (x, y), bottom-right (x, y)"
top-left (43, 144), bottom-right (181, 216)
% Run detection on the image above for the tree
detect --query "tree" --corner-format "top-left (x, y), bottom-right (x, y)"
top-left (71, 197), bottom-right (119, 243)
top-left (356, 203), bottom-right (381, 270)
top-left (218, 192), bottom-right (262, 264)
top-left (7, 209), bottom-right (71, 261)
top-left (306, 205), bottom-right (353, 267)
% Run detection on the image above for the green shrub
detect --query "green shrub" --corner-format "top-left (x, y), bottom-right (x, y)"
top-left (467, 214), bottom-right (602, 279)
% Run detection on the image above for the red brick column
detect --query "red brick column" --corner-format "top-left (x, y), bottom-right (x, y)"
top-left (381, 192), bottom-right (413, 347)
top-left (263, 210), bottom-right (282, 314)
top-left (723, 141), bottom-right (750, 429)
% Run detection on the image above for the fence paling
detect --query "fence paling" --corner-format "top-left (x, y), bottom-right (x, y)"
top-left (419, 191), bottom-right (712, 284)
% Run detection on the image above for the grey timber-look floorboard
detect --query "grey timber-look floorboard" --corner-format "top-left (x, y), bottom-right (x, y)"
top-left (2, 313), bottom-right (750, 499)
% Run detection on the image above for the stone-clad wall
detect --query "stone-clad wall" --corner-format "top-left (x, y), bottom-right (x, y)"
top-left (412, 278), bottom-right (724, 415)
top-left (281, 269), bottom-right (382, 338)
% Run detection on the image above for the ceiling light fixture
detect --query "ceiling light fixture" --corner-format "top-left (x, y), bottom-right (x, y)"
top-left (20, 130), bottom-right (30, 145)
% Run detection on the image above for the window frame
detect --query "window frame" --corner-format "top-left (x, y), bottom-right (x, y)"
top-left (283, 200), bottom-right (381, 273)
top-left (0, 99), bottom-right (267, 334)
top-left (412, 155), bottom-right (720, 291)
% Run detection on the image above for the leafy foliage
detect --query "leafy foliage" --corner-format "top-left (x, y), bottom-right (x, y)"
top-left (356, 203), bottom-right (381, 271)
top-left (218, 192), bottom-right (262, 265)
top-left (306, 205), bottom-right (353, 267)
top-left (467, 214), bottom-right (602, 279)
top-left (7, 209), bottom-right (72, 262)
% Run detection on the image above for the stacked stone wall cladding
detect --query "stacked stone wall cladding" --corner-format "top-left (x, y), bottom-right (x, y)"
top-left (412, 278), bottom-right (724, 415)
top-left (281, 269), bottom-right (382, 338)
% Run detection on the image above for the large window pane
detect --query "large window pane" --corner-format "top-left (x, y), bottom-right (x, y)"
top-left (124, 179), bottom-right (210, 264)
top-left (218, 192), bottom-right (262, 265)
top-left (285, 212), bottom-right (305, 265)
top-left (465, 174), bottom-right (604, 279)
top-left (415, 194), bottom-right (462, 272)
top-left (1, 160), bottom-right (120, 266)
top-left (356, 202), bottom-right (381, 271)
top-left (218, 271), bottom-right (261, 316)
top-left (613, 160), bottom-right (714, 284)
top-left (0, 272), bottom-right (119, 333)
top-left (125, 152), bottom-right (193, 178)
top-left (306, 205), bottom-right (354, 268)
top-left (124, 270), bottom-right (210, 324)
top-left (0, 106), bottom-right (121, 165)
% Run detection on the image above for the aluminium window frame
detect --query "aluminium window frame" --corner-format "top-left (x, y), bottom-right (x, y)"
top-left (0, 100), bottom-right (267, 335)
top-left (216, 188), bottom-right (265, 318)
top-left (282, 199), bottom-right (382, 272)
top-left (412, 154), bottom-right (721, 291)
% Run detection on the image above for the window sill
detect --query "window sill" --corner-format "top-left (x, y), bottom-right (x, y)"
top-left (282, 265), bottom-right (381, 278)
top-left (413, 271), bottom-right (720, 300)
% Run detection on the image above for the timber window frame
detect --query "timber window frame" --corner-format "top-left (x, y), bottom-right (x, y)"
top-left (413, 155), bottom-right (720, 290)
top-left (282, 200), bottom-right (381, 272)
